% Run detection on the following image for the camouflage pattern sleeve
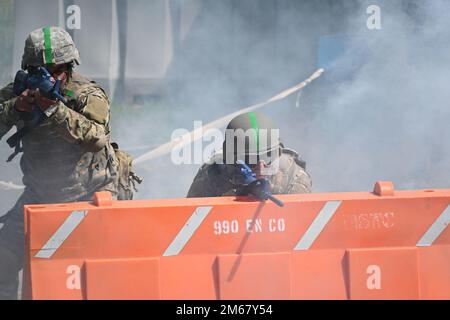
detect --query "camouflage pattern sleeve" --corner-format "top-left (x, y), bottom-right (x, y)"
top-left (0, 84), bottom-right (21, 139)
top-left (187, 163), bottom-right (236, 197)
top-left (287, 167), bottom-right (313, 194)
top-left (47, 88), bottom-right (110, 151)
top-left (187, 166), bottom-right (211, 197)
top-left (187, 164), bottom-right (222, 198)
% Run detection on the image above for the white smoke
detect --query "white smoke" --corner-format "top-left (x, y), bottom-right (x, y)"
top-left (301, 0), bottom-right (450, 192)
top-left (122, 0), bottom-right (450, 199)
top-left (2, 0), bottom-right (450, 210)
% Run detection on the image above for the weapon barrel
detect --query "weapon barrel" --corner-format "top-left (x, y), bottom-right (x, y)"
top-left (267, 194), bottom-right (284, 207)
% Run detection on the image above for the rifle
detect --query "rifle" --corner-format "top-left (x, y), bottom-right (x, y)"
top-left (6, 67), bottom-right (67, 160)
top-left (234, 160), bottom-right (284, 207)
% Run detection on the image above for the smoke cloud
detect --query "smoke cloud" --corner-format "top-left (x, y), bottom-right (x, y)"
top-left (123, 0), bottom-right (450, 200)
top-left (2, 0), bottom-right (450, 214)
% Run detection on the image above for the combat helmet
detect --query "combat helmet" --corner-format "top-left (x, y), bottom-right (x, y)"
top-left (21, 26), bottom-right (80, 70)
top-left (223, 112), bottom-right (281, 165)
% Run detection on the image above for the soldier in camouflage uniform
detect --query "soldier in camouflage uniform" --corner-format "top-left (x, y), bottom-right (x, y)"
top-left (0, 26), bottom-right (119, 299)
top-left (187, 112), bottom-right (312, 198)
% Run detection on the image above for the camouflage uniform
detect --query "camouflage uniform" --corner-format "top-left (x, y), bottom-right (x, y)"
top-left (187, 147), bottom-right (312, 197)
top-left (0, 27), bottom-right (118, 299)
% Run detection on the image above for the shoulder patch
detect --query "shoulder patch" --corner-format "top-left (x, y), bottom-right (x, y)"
top-left (67, 72), bottom-right (109, 104)
top-left (82, 95), bottom-right (110, 126)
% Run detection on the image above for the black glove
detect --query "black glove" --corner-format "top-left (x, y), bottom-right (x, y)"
top-left (247, 178), bottom-right (271, 200)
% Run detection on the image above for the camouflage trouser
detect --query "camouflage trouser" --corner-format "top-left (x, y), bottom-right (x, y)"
top-left (0, 192), bottom-right (34, 300)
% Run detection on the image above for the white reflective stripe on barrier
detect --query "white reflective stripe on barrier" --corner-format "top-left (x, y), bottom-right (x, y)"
top-left (34, 210), bottom-right (88, 259)
top-left (416, 204), bottom-right (450, 247)
top-left (163, 206), bottom-right (213, 256)
top-left (294, 201), bottom-right (342, 251)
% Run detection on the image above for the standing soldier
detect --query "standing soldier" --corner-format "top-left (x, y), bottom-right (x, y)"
top-left (0, 26), bottom-right (120, 299)
top-left (187, 112), bottom-right (312, 198)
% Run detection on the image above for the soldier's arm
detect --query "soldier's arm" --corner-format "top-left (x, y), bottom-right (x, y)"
top-left (46, 88), bottom-right (110, 151)
top-left (0, 84), bottom-right (21, 139)
top-left (288, 167), bottom-right (313, 194)
top-left (187, 169), bottom-right (210, 197)
top-left (187, 165), bottom-right (220, 198)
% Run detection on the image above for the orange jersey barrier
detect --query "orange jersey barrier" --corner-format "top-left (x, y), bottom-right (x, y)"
top-left (22, 181), bottom-right (450, 299)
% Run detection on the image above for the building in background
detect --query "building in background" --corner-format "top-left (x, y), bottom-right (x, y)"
top-left (4, 0), bottom-right (424, 105)
top-left (9, 0), bottom-right (201, 102)
top-left (0, 0), bottom-right (14, 85)
top-left (5, 0), bottom-right (358, 103)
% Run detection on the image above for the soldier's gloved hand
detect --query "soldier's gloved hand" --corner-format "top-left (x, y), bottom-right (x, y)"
top-left (14, 89), bottom-right (35, 113)
top-left (34, 89), bottom-right (58, 112)
top-left (248, 178), bottom-right (271, 201)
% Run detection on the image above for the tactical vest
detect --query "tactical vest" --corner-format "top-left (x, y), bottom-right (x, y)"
top-left (187, 147), bottom-right (312, 197)
top-left (12, 73), bottom-right (116, 203)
